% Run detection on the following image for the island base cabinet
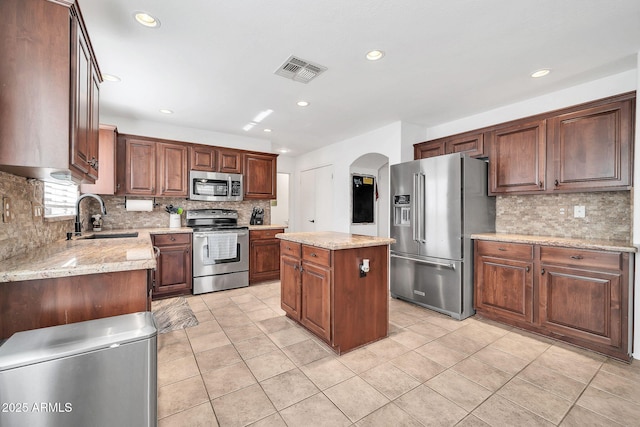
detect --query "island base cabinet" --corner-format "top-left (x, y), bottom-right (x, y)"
top-left (280, 241), bottom-right (389, 354)
top-left (0, 270), bottom-right (150, 340)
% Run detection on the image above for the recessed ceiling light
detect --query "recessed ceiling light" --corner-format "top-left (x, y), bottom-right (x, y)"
top-left (102, 73), bottom-right (121, 82)
top-left (297, 101), bottom-right (309, 107)
top-left (531, 69), bottom-right (551, 78)
top-left (134, 12), bottom-right (160, 28)
top-left (279, 148), bottom-right (289, 153)
top-left (159, 109), bottom-right (173, 114)
top-left (366, 50), bottom-right (385, 61)
top-left (263, 128), bottom-right (272, 133)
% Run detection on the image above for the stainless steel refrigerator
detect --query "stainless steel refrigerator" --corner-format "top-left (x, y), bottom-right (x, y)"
top-left (390, 153), bottom-right (495, 320)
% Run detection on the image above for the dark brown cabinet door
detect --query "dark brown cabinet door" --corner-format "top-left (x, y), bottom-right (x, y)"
top-left (539, 265), bottom-right (622, 348)
top-left (217, 148), bottom-right (243, 173)
top-left (445, 132), bottom-right (485, 157)
top-left (125, 138), bottom-right (156, 195)
top-left (244, 152), bottom-right (277, 199)
top-left (490, 120), bottom-right (546, 194)
top-left (280, 254), bottom-right (301, 319)
top-left (87, 67), bottom-right (100, 180)
top-left (475, 255), bottom-right (534, 324)
top-left (414, 141), bottom-right (445, 159)
top-left (548, 100), bottom-right (633, 191)
top-left (152, 233), bottom-right (192, 299)
top-left (70, 15), bottom-right (91, 177)
top-left (190, 145), bottom-right (217, 172)
top-left (300, 261), bottom-right (331, 341)
top-left (249, 229), bottom-right (283, 284)
top-left (157, 142), bottom-right (188, 197)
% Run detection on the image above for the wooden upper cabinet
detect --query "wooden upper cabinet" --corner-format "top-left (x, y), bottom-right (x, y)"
top-left (0, 0), bottom-right (101, 183)
top-left (414, 131), bottom-right (485, 160)
top-left (81, 125), bottom-right (117, 195)
top-left (414, 141), bottom-right (445, 159)
top-left (218, 148), bottom-right (243, 173)
top-left (244, 152), bottom-right (278, 199)
top-left (157, 143), bottom-right (188, 196)
top-left (489, 120), bottom-right (546, 194)
top-left (190, 145), bottom-right (217, 172)
top-left (124, 138), bottom-right (156, 195)
top-left (548, 99), bottom-right (634, 191)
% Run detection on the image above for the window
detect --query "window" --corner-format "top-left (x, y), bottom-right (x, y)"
top-left (44, 181), bottom-right (78, 219)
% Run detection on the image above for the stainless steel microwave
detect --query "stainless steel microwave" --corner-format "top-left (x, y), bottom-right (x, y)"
top-left (189, 170), bottom-right (243, 202)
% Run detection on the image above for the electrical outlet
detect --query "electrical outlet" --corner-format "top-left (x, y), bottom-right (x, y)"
top-left (32, 202), bottom-right (43, 219)
top-left (559, 207), bottom-right (566, 216)
top-left (574, 205), bottom-right (586, 218)
top-left (2, 196), bottom-right (12, 223)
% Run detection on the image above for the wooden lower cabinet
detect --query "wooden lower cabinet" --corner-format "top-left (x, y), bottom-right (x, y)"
top-left (279, 241), bottom-right (389, 354)
top-left (249, 228), bottom-right (284, 284)
top-left (474, 239), bottom-right (632, 361)
top-left (151, 233), bottom-right (192, 299)
top-left (0, 269), bottom-right (150, 340)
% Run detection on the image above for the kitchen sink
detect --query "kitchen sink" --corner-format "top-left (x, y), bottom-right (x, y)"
top-left (81, 232), bottom-right (139, 239)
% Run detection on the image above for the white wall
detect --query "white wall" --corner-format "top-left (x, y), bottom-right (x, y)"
top-left (271, 173), bottom-right (290, 228)
top-left (291, 122), bottom-right (404, 233)
top-left (101, 114), bottom-right (273, 153)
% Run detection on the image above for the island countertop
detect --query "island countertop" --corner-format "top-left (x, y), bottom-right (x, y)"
top-left (276, 231), bottom-right (395, 250)
top-left (472, 233), bottom-right (637, 253)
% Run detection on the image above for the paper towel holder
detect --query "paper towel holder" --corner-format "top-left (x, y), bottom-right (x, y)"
top-left (122, 196), bottom-right (160, 208)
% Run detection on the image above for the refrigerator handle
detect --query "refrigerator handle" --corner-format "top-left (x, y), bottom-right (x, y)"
top-left (418, 172), bottom-right (426, 243)
top-left (412, 173), bottom-right (419, 242)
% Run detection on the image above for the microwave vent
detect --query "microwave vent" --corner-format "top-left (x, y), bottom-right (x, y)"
top-left (274, 55), bottom-right (327, 84)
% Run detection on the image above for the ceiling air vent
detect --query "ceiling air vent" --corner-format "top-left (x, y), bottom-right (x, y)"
top-left (274, 55), bottom-right (327, 84)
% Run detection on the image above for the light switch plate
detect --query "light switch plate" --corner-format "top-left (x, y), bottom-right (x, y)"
top-left (574, 205), bottom-right (586, 218)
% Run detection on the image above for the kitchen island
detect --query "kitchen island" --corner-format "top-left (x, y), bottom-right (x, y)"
top-left (276, 231), bottom-right (395, 354)
top-left (0, 228), bottom-right (187, 339)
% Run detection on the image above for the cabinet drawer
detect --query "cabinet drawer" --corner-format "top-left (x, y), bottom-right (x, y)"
top-left (476, 240), bottom-right (533, 260)
top-left (540, 246), bottom-right (621, 271)
top-left (251, 228), bottom-right (284, 240)
top-left (302, 245), bottom-right (331, 267)
top-left (280, 241), bottom-right (301, 258)
top-left (153, 233), bottom-right (191, 246)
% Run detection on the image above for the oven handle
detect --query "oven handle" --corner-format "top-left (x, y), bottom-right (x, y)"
top-left (194, 231), bottom-right (248, 238)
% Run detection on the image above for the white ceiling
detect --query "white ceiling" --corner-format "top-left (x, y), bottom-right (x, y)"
top-left (79, 0), bottom-right (640, 156)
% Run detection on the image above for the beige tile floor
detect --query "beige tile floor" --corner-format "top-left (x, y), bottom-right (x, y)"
top-left (155, 281), bottom-right (640, 426)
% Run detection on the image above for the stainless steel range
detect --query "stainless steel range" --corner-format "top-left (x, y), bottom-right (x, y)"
top-left (186, 209), bottom-right (249, 294)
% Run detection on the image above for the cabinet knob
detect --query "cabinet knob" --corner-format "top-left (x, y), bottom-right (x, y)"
top-left (170, 236), bottom-right (176, 241)
top-left (538, 181), bottom-right (543, 188)
top-left (570, 255), bottom-right (583, 260)
top-left (310, 253), bottom-right (317, 257)
top-left (554, 179), bottom-right (559, 187)
top-left (525, 266), bottom-right (530, 272)
top-left (541, 268), bottom-right (545, 275)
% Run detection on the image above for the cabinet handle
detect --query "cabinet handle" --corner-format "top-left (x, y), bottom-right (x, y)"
top-left (570, 255), bottom-right (584, 260)
top-left (554, 179), bottom-right (559, 187)
top-left (170, 236), bottom-right (176, 241)
top-left (541, 268), bottom-right (545, 275)
top-left (498, 247), bottom-right (507, 251)
top-left (538, 181), bottom-right (543, 188)
top-left (310, 253), bottom-right (317, 257)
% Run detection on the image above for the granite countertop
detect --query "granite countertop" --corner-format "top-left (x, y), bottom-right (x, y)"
top-left (276, 231), bottom-right (395, 250)
top-left (472, 233), bottom-right (637, 253)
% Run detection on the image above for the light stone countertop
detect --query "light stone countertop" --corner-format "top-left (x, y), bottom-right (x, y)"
top-left (248, 224), bottom-right (288, 230)
top-left (472, 233), bottom-right (637, 253)
top-left (276, 231), bottom-right (395, 250)
top-left (0, 227), bottom-right (194, 283)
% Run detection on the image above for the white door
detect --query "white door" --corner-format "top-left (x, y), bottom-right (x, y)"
top-left (300, 165), bottom-right (333, 232)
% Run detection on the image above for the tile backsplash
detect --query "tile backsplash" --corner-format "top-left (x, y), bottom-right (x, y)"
top-left (0, 171), bottom-right (72, 262)
top-left (496, 191), bottom-right (632, 241)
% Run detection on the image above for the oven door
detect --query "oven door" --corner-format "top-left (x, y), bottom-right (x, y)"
top-left (192, 229), bottom-right (249, 277)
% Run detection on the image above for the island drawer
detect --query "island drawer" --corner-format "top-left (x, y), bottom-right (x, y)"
top-left (540, 246), bottom-right (622, 270)
top-left (152, 233), bottom-right (191, 246)
top-left (302, 245), bottom-right (331, 267)
top-left (280, 241), bottom-right (301, 258)
top-left (476, 240), bottom-right (533, 260)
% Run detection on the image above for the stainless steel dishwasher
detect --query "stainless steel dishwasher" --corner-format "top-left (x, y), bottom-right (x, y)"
top-left (0, 312), bottom-right (157, 427)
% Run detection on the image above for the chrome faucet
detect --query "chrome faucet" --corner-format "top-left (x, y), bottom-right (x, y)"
top-left (75, 193), bottom-right (107, 235)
